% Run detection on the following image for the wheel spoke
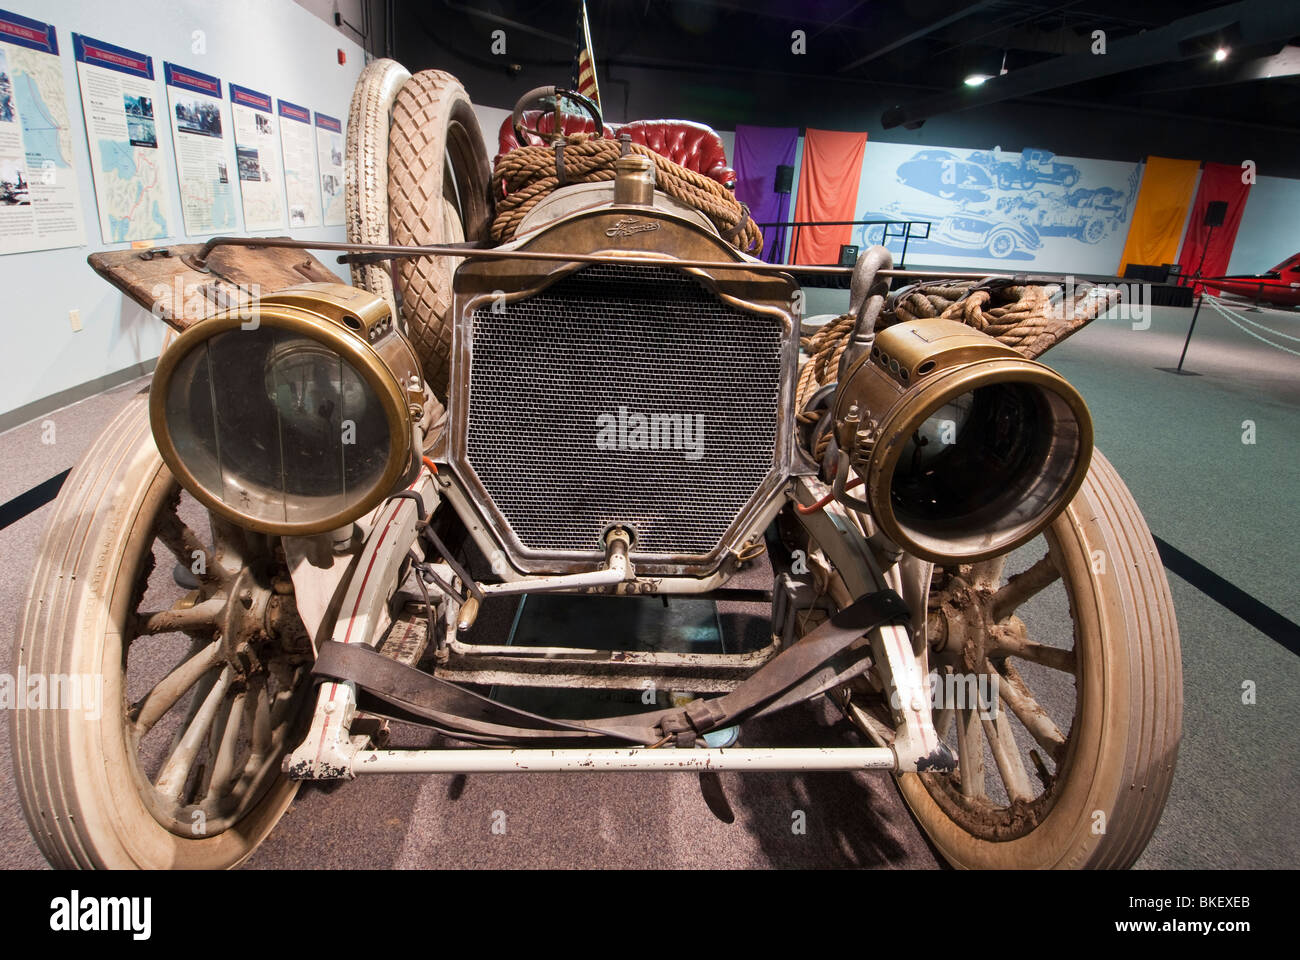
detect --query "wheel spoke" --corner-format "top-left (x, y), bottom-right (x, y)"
top-left (997, 663), bottom-right (1067, 765)
top-left (268, 666), bottom-right (306, 733)
top-left (207, 690), bottom-right (247, 799)
top-left (990, 553), bottom-right (1060, 622)
top-left (156, 506), bottom-right (228, 588)
top-left (956, 706), bottom-right (985, 799)
top-left (130, 639), bottom-right (223, 737)
top-left (980, 704), bottom-right (1034, 804)
top-left (155, 665), bottom-right (233, 800)
top-left (136, 597), bottom-right (225, 636)
top-left (933, 705), bottom-right (954, 741)
top-left (248, 675), bottom-right (273, 758)
top-left (966, 557), bottom-right (1006, 590)
top-left (990, 629), bottom-right (1077, 674)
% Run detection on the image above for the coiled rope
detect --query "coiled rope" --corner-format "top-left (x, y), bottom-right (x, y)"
top-left (491, 133), bottom-right (763, 254)
top-left (795, 278), bottom-right (1119, 415)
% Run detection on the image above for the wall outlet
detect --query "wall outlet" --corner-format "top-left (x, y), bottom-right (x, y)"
top-left (69, 309), bottom-right (82, 332)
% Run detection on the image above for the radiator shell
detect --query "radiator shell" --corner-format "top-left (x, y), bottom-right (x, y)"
top-left (447, 207), bottom-right (799, 576)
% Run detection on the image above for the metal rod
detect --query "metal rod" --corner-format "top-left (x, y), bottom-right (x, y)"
top-left (189, 234), bottom-right (1023, 280)
top-left (350, 746), bottom-right (899, 774)
top-left (1175, 292), bottom-right (1204, 372)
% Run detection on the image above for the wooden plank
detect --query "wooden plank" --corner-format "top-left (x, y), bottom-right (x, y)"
top-left (88, 240), bottom-right (342, 332)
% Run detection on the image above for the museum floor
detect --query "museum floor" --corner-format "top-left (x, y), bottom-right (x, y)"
top-left (0, 297), bottom-right (1295, 869)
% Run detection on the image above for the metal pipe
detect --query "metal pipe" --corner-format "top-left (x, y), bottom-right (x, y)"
top-left (477, 532), bottom-right (631, 596)
top-left (479, 550), bottom-right (629, 596)
top-left (350, 746), bottom-right (899, 774)
top-left (188, 235), bottom-right (1023, 280)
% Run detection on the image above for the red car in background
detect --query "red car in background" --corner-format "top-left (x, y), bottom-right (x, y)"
top-left (1202, 252), bottom-right (1300, 307)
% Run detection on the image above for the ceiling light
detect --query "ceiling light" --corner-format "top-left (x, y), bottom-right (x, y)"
top-left (964, 73), bottom-right (991, 86)
top-left (1214, 47), bottom-right (1229, 61)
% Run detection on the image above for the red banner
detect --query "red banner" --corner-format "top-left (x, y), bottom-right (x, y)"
top-left (792, 128), bottom-right (867, 265)
top-left (1178, 162), bottom-right (1252, 294)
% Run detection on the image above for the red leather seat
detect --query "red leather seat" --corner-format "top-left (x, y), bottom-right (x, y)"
top-left (496, 111), bottom-right (737, 190)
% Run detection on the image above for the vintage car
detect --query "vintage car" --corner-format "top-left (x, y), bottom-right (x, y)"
top-left (970, 148), bottom-right (1082, 190)
top-left (995, 191), bottom-right (1110, 244)
top-left (1202, 251), bottom-right (1300, 306)
top-left (896, 149), bottom-right (994, 203)
top-left (12, 63), bottom-right (1181, 870)
top-left (933, 211), bottom-right (1043, 258)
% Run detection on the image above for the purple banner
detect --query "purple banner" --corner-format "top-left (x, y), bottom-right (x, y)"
top-left (734, 124), bottom-right (798, 262)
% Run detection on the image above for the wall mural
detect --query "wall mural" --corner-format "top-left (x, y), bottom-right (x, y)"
top-left (852, 141), bottom-right (1142, 275)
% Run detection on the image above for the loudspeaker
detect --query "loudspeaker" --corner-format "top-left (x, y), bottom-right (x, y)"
top-left (774, 164), bottom-right (794, 194)
top-left (838, 244), bottom-right (860, 266)
top-left (1203, 200), bottom-right (1228, 227)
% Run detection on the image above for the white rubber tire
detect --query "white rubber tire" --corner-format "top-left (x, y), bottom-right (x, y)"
top-left (345, 57), bottom-right (410, 321)
top-left (387, 69), bottom-right (491, 397)
top-left (11, 396), bottom-right (300, 868)
top-left (895, 451), bottom-right (1183, 868)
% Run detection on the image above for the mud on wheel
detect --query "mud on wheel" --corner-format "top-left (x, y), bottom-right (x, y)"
top-left (12, 396), bottom-right (313, 869)
top-left (884, 451), bottom-right (1180, 868)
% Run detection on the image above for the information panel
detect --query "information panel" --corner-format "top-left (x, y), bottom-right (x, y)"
top-left (0, 8), bottom-right (86, 254)
top-left (229, 81), bottom-right (283, 230)
top-left (315, 111), bottom-right (343, 226)
top-left (278, 98), bottom-right (319, 228)
top-left (164, 62), bottom-right (238, 236)
top-left (73, 32), bottom-right (174, 243)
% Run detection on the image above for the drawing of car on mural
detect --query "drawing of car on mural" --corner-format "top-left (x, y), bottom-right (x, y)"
top-left (861, 201), bottom-right (1042, 260)
top-left (969, 147), bottom-right (1081, 190)
top-left (896, 149), bottom-right (994, 202)
top-left (934, 211), bottom-right (1042, 258)
top-left (996, 191), bottom-right (1109, 244)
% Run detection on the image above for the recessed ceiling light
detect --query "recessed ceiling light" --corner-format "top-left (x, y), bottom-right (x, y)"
top-left (1214, 47), bottom-right (1229, 61)
top-left (965, 73), bottom-right (991, 86)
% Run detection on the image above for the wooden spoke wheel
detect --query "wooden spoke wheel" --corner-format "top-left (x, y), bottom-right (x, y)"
top-left (894, 451), bottom-right (1182, 868)
top-left (12, 397), bottom-right (313, 868)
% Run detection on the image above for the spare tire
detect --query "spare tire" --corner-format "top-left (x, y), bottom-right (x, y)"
top-left (388, 70), bottom-right (492, 397)
top-left (345, 58), bottom-right (410, 321)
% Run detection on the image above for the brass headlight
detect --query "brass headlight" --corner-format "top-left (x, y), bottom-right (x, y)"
top-left (150, 283), bottom-right (422, 535)
top-left (833, 317), bottom-right (1093, 563)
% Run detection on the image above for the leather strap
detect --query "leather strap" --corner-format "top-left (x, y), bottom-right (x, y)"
top-left (312, 589), bottom-right (909, 747)
top-left (554, 140), bottom-right (567, 186)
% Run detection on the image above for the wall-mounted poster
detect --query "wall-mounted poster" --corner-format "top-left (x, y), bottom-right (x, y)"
top-left (314, 111), bottom-right (343, 226)
top-left (277, 98), bottom-right (319, 228)
top-left (852, 141), bottom-right (1142, 274)
top-left (229, 82), bottom-right (283, 231)
top-left (72, 32), bottom-right (173, 243)
top-left (164, 62), bottom-right (238, 236)
top-left (0, 8), bottom-right (86, 254)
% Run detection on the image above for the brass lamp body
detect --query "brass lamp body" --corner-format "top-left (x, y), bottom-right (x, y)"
top-left (831, 317), bottom-right (1093, 564)
top-left (150, 283), bottom-right (424, 536)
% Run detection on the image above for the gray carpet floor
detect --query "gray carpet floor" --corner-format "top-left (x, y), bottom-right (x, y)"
top-left (0, 293), bottom-right (1295, 869)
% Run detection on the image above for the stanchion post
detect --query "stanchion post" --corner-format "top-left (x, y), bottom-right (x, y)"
top-left (1175, 293), bottom-right (1203, 372)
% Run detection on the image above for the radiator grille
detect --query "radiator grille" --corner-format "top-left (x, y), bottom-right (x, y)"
top-left (464, 264), bottom-right (785, 558)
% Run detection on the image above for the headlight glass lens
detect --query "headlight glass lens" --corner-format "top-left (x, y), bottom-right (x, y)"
top-left (163, 326), bottom-right (394, 527)
top-left (892, 383), bottom-right (1049, 528)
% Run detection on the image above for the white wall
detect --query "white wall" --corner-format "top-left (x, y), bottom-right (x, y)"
top-left (1226, 175), bottom-right (1300, 275)
top-left (0, 0), bottom-right (364, 422)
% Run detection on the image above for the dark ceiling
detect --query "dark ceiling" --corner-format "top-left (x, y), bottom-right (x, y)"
top-left (381, 0), bottom-right (1300, 169)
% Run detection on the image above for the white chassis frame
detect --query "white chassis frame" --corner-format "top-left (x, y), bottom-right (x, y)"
top-left (282, 469), bottom-right (942, 778)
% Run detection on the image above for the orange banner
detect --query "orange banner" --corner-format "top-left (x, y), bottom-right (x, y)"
top-left (793, 128), bottom-right (867, 265)
top-left (1117, 156), bottom-right (1200, 276)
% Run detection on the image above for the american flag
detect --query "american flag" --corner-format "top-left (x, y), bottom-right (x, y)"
top-left (572, 0), bottom-right (600, 107)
